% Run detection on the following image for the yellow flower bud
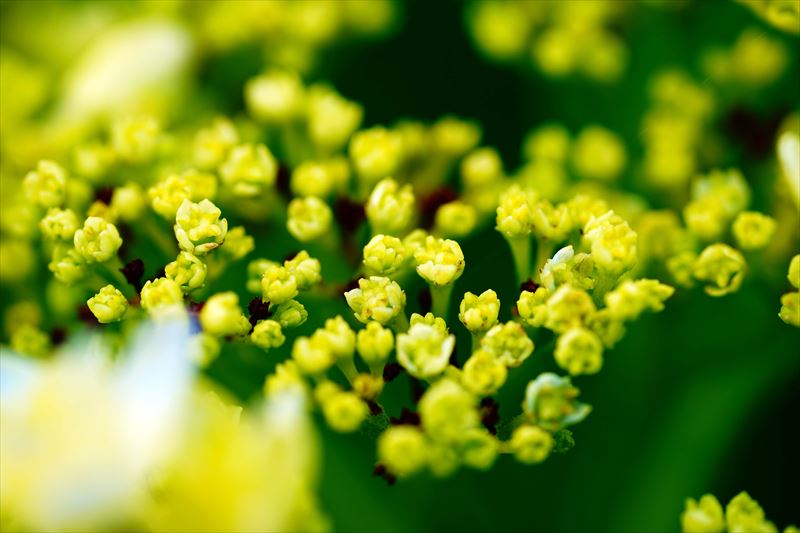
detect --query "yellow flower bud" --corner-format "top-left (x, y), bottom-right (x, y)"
top-left (284, 250), bottom-right (321, 291)
top-left (779, 291), bottom-right (799, 327)
top-left (321, 391), bottom-right (369, 433)
top-left (148, 170), bottom-right (219, 220)
top-left (219, 143), bottom-right (278, 197)
top-left (462, 349), bottom-right (507, 395)
top-left (396, 323), bottom-right (456, 379)
top-left (480, 321), bottom-right (534, 368)
top-left (459, 428), bottom-right (498, 470)
top-left (667, 251), bottom-right (698, 289)
top-left (554, 327), bottom-right (603, 376)
top-left (24, 160), bottom-right (67, 208)
top-left (496, 185), bottom-right (537, 238)
top-left (264, 360), bottom-right (307, 397)
top-left (48, 245), bottom-right (86, 284)
top-left (427, 442), bottom-right (461, 478)
top-left (604, 279), bottom-right (675, 322)
top-left (86, 200), bottom-right (115, 222)
top-left (414, 236), bottom-right (465, 287)
top-left (732, 211), bottom-right (776, 250)
top-left (344, 276), bottom-right (406, 325)
top-left (533, 26), bottom-right (578, 78)
top-left (271, 299), bottom-right (308, 329)
top-left (220, 226), bottom-right (254, 260)
top-left (174, 199), bottom-right (228, 256)
top-left (352, 373), bottom-right (384, 400)
top-left (307, 84), bottom-right (363, 152)
top-left (788, 254), bottom-right (800, 289)
top-left (245, 69), bottom-right (305, 123)
top-left (40, 208), bottom-right (79, 240)
top-left (366, 178), bottom-right (415, 236)
top-left (200, 292), bottom-right (250, 337)
top-left (523, 124), bottom-right (571, 163)
top-left (292, 335), bottom-right (335, 375)
top-left (431, 116), bottom-right (481, 157)
top-left (193, 117), bottom-right (239, 170)
top-left (571, 125), bottom-right (627, 181)
top-left (681, 494), bottom-right (724, 533)
top-left (725, 492), bottom-right (775, 533)
top-left (517, 287), bottom-right (550, 328)
top-left (1, 241), bottom-right (34, 283)
top-left (356, 321), bottom-right (394, 368)
top-left (540, 245), bottom-right (595, 292)
top-left (251, 319), bottom-right (285, 350)
top-left (434, 201), bottom-right (477, 239)
top-left (419, 379), bottom-right (480, 443)
top-left (11, 324), bottom-right (51, 358)
top-left (247, 258), bottom-right (279, 293)
top-left (461, 147), bottom-right (504, 188)
top-left (693, 243), bottom-right (746, 297)
top-left (363, 234), bottom-right (406, 275)
top-left (377, 426), bottom-right (429, 478)
top-left (509, 425), bottom-right (554, 465)
top-left (350, 127), bottom-right (403, 185)
top-left (111, 116), bottom-right (160, 164)
top-left (467, 0), bottom-right (530, 61)
top-left (192, 333), bottom-right (221, 368)
top-left (583, 211), bottom-right (638, 275)
top-left (317, 316), bottom-right (356, 361)
top-left (165, 251), bottom-right (207, 292)
top-left (287, 196), bottom-right (333, 242)
top-left (86, 285), bottom-right (128, 324)
top-left (544, 285), bottom-right (596, 333)
top-left (530, 200), bottom-right (572, 242)
top-left (586, 309), bottom-right (626, 348)
top-left (409, 312), bottom-right (449, 335)
top-left (110, 182), bottom-right (146, 222)
top-left (291, 161), bottom-right (337, 198)
top-left (523, 373), bottom-right (591, 431)
top-left (459, 289), bottom-right (500, 333)
top-left (73, 142), bottom-right (115, 182)
top-left (684, 198), bottom-right (728, 241)
top-left (565, 194), bottom-right (610, 228)
top-left (261, 264), bottom-right (298, 305)
top-left (140, 277), bottom-right (184, 313)
top-left (73, 216), bottom-right (122, 263)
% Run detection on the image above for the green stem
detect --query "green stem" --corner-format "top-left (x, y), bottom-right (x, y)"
top-left (141, 214), bottom-right (177, 260)
top-left (533, 240), bottom-right (554, 283)
top-left (430, 283), bottom-right (454, 319)
top-left (391, 311), bottom-right (410, 333)
top-left (507, 236), bottom-right (531, 286)
top-left (99, 258), bottom-right (135, 299)
top-left (337, 358), bottom-right (359, 385)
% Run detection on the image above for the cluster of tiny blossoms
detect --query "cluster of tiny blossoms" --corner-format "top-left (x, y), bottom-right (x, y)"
top-left (681, 491), bottom-right (797, 533)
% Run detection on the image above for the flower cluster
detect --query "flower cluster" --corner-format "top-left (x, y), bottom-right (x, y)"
top-left (681, 491), bottom-right (796, 533)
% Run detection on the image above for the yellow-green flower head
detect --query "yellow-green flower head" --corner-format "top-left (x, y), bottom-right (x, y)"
top-left (165, 251), bottom-right (207, 292)
top-left (409, 312), bottom-right (449, 335)
top-left (583, 211), bottom-right (638, 275)
top-left (779, 291), bottom-right (799, 326)
top-left (73, 142), bottom-right (115, 182)
top-left (40, 208), bottom-right (79, 240)
top-left (732, 211), bottom-right (777, 250)
top-left (111, 116), bottom-right (160, 164)
top-left (284, 250), bottom-right (322, 291)
top-left (200, 292), bottom-right (250, 337)
top-left (419, 379), bottom-right (480, 443)
top-left (245, 69), bottom-right (306, 123)
top-left (431, 116), bottom-right (482, 157)
top-left (291, 335), bottom-right (335, 375)
top-left (509, 425), bottom-right (554, 465)
top-left (533, 26), bottom-right (579, 78)
top-left (725, 492), bottom-right (775, 533)
top-left (220, 226), bottom-right (254, 260)
top-left (363, 234), bottom-right (407, 276)
top-left (140, 277), bottom-right (184, 313)
top-left (635, 210), bottom-right (693, 262)
top-left (264, 360), bottom-right (307, 397)
top-left (291, 161), bottom-right (337, 198)
top-left (247, 258), bottom-right (278, 293)
top-left (344, 276), bottom-right (406, 325)
top-left (462, 349), bottom-right (508, 396)
top-left (461, 147), bottom-right (504, 188)
top-left (110, 182), bottom-right (146, 222)
top-left (377, 426), bottom-right (429, 478)
top-left (605, 279), bottom-right (675, 322)
top-left (517, 287), bottom-right (550, 328)
top-left (396, 322), bottom-right (456, 379)
top-left (459, 289), bottom-right (500, 333)
top-left (788, 254), bottom-right (800, 289)
top-left (317, 316), bottom-right (356, 361)
top-left (403, 228), bottom-right (429, 259)
top-left (353, 373), bottom-right (385, 400)
top-left (307, 84), bottom-right (364, 152)
top-left (571, 125), bottom-right (627, 181)
top-left (414, 236), bottom-right (465, 287)
top-left (0, 239), bottom-right (35, 283)
top-left (356, 321), bottom-right (394, 368)
top-left (427, 441), bottom-right (461, 478)
top-left (174, 199), bottom-right (228, 256)
top-left (349, 127), bottom-right (403, 184)
top-left (565, 194), bottom-right (610, 228)
top-left (366, 178), bottom-right (415, 236)
top-left (531, 200), bottom-right (572, 242)
top-left (86, 285), bottom-right (128, 324)
top-left (518, 155), bottom-right (568, 200)
top-left (10, 324), bottom-right (51, 358)
top-left (86, 200), bottom-right (116, 222)
top-left (693, 243), bottom-right (747, 297)
top-left (219, 143), bottom-right (278, 197)
top-left (24, 160), bottom-right (67, 208)
top-left (467, 0), bottom-right (530, 61)
top-left (480, 321), bottom-right (534, 368)
top-left (148, 170), bottom-right (219, 220)
top-left (459, 428), bottom-right (499, 470)
top-left (271, 299), bottom-right (308, 329)
top-left (586, 308), bottom-right (626, 348)
top-left (523, 373), bottom-right (591, 431)
top-left (667, 251), bottom-right (698, 289)
top-left (683, 198), bottom-right (727, 242)
top-left (48, 245), bottom-right (86, 284)
top-left (681, 494), bottom-right (724, 533)
top-left (321, 391), bottom-right (369, 433)
top-left (554, 327), bottom-right (604, 376)
top-left (3, 301), bottom-right (41, 336)
top-left (540, 245), bottom-right (595, 292)
top-left (251, 319), bottom-right (285, 350)
top-left (435, 201), bottom-right (478, 239)
top-left (193, 117), bottom-right (239, 170)
top-left (287, 196), bottom-right (333, 242)
top-left (261, 264), bottom-right (298, 305)
top-left (1, 198), bottom-right (38, 239)
top-left (691, 168), bottom-right (751, 219)
top-left (496, 185), bottom-right (537, 238)
top-left (523, 124), bottom-right (571, 163)
top-left (544, 285), bottom-right (596, 333)
top-left (73, 216), bottom-right (122, 263)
